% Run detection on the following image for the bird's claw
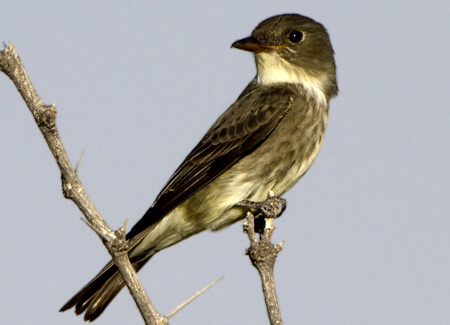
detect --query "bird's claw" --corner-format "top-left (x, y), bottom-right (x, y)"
top-left (238, 195), bottom-right (287, 219)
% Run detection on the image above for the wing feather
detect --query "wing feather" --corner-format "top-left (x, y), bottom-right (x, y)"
top-left (127, 84), bottom-right (297, 240)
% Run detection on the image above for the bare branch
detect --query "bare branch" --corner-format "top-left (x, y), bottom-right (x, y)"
top-left (0, 43), bottom-right (165, 325)
top-left (242, 195), bottom-right (285, 325)
top-left (166, 277), bottom-right (224, 319)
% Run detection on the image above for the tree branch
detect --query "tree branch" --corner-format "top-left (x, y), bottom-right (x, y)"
top-left (166, 277), bottom-right (223, 319)
top-left (0, 43), bottom-right (166, 325)
top-left (243, 207), bottom-right (284, 324)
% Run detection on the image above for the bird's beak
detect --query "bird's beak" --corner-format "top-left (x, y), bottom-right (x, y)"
top-left (231, 36), bottom-right (283, 52)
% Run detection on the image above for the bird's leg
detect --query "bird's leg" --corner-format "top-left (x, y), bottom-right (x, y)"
top-left (238, 192), bottom-right (287, 219)
top-left (237, 191), bottom-right (287, 234)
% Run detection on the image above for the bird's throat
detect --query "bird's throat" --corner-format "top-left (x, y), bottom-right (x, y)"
top-left (255, 52), bottom-right (327, 105)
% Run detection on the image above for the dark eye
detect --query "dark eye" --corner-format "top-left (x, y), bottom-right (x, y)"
top-left (288, 30), bottom-right (303, 43)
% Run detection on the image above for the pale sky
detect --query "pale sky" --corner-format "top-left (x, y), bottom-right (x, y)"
top-left (1, 1), bottom-right (449, 324)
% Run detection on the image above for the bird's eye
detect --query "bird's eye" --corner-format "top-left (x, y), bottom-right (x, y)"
top-left (288, 30), bottom-right (304, 43)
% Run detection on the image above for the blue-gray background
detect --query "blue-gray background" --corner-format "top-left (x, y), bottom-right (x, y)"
top-left (1, 1), bottom-right (449, 324)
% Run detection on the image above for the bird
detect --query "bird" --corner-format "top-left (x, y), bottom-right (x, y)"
top-left (60, 13), bottom-right (338, 321)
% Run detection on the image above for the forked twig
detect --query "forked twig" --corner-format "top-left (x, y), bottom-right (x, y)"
top-left (0, 43), bottom-right (165, 325)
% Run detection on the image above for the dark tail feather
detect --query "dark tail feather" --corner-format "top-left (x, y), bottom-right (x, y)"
top-left (60, 258), bottom-right (150, 322)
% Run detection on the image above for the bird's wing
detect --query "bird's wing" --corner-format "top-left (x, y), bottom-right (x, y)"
top-left (126, 84), bottom-right (297, 240)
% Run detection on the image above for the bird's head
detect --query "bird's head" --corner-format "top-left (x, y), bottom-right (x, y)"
top-left (232, 14), bottom-right (338, 100)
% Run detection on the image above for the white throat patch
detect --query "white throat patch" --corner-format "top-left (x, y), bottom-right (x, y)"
top-left (255, 52), bottom-right (327, 104)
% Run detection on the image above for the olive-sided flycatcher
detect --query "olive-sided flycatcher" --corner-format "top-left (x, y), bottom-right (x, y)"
top-left (61, 13), bottom-right (338, 321)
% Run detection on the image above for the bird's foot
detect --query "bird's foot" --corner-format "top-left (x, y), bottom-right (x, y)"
top-left (238, 192), bottom-right (286, 234)
top-left (237, 192), bottom-right (287, 219)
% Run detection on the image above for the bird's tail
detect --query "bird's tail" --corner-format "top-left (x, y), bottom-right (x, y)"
top-left (60, 257), bottom-right (150, 322)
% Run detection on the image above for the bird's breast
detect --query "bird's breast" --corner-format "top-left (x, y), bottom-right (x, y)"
top-left (252, 97), bottom-right (328, 195)
top-left (203, 93), bottom-right (328, 230)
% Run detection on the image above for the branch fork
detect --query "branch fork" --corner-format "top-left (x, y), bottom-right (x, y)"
top-left (241, 193), bottom-right (286, 325)
top-left (1, 43), bottom-right (218, 325)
